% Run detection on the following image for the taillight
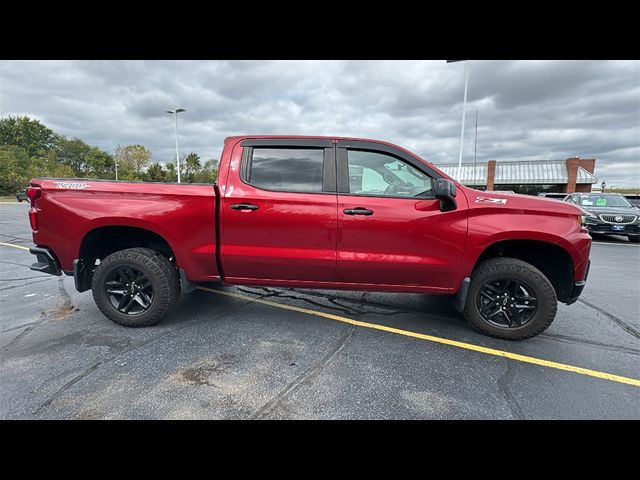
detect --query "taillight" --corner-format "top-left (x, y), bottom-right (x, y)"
top-left (26, 186), bottom-right (41, 205)
top-left (29, 207), bottom-right (38, 230)
top-left (27, 186), bottom-right (41, 231)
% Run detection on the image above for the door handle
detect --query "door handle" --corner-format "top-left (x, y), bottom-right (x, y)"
top-left (343, 207), bottom-right (374, 216)
top-left (230, 203), bottom-right (259, 211)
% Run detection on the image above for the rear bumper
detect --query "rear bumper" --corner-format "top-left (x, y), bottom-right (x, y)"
top-left (564, 259), bottom-right (590, 305)
top-left (29, 247), bottom-right (62, 276)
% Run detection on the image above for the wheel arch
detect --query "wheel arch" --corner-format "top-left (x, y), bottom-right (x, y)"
top-left (75, 225), bottom-right (176, 292)
top-left (472, 239), bottom-right (574, 303)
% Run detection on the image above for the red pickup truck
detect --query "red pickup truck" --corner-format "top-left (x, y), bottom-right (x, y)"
top-left (26, 136), bottom-right (591, 340)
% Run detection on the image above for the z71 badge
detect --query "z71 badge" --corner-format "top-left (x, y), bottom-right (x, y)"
top-left (54, 182), bottom-right (91, 189)
top-left (475, 196), bottom-right (507, 205)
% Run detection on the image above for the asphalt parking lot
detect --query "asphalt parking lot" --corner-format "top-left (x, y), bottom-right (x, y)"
top-left (1, 202), bottom-right (639, 419)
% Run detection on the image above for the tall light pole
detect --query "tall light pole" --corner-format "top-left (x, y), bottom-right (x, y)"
top-left (166, 108), bottom-right (186, 183)
top-left (447, 60), bottom-right (471, 181)
top-left (474, 109), bottom-right (478, 185)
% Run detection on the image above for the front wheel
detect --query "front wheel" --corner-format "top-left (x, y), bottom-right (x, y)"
top-left (463, 257), bottom-right (557, 340)
top-left (91, 247), bottom-right (180, 327)
top-left (628, 235), bottom-right (640, 243)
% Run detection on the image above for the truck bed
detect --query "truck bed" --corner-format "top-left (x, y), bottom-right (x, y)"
top-left (28, 178), bottom-right (220, 283)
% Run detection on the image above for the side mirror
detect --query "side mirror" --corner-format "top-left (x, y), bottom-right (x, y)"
top-left (434, 178), bottom-right (457, 212)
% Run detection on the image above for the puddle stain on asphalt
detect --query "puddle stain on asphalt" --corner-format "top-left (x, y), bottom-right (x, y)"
top-left (170, 355), bottom-right (235, 388)
top-left (53, 303), bottom-right (76, 320)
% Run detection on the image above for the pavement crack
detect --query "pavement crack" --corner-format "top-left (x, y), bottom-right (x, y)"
top-left (0, 277), bottom-right (54, 291)
top-left (1, 320), bottom-right (44, 335)
top-left (295, 289), bottom-right (418, 316)
top-left (31, 298), bottom-right (260, 416)
top-left (34, 362), bottom-right (103, 415)
top-left (245, 288), bottom-right (358, 316)
top-left (251, 325), bottom-right (356, 419)
top-left (497, 361), bottom-right (525, 420)
top-left (235, 287), bottom-right (410, 318)
top-left (0, 233), bottom-right (31, 243)
top-left (2, 325), bottom-right (35, 350)
top-left (0, 276), bottom-right (50, 281)
top-left (578, 298), bottom-right (640, 341)
top-left (540, 332), bottom-right (640, 356)
top-left (0, 260), bottom-right (31, 267)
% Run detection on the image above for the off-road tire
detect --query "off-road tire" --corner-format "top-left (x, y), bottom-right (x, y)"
top-left (463, 257), bottom-right (557, 340)
top-left (91, 247), bottom-right (180, 327)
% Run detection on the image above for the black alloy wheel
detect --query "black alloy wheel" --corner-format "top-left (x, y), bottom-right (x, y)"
top-left (104, 266), bottom-right (154, 315)
top-left (476, 278), bottom-right (538, 328)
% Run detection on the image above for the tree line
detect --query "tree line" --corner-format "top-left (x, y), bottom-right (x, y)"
top-left (0, 116), bottom-right (218, 195)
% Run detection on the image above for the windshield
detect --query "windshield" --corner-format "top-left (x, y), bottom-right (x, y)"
top-left (578, 195), bottom-right (633, 208)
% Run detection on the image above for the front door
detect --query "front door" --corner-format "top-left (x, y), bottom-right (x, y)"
top-left (335, 140), bottom-right (468, 290)
top-left (220, 139), bottom-right (338, 282)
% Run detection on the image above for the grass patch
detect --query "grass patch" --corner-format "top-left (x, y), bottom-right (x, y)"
top-left (0, 196), bottom-right (22, 203)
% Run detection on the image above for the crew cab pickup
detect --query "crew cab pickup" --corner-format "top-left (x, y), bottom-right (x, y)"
top-left (26, 136), bottom-right (591, 340)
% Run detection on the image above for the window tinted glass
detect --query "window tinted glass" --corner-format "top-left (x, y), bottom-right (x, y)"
top-left (347, 150), bottom-right (433, 198)
top-left (248, 148), bottom-right (324, 192)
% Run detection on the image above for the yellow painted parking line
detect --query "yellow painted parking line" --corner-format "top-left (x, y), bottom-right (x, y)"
top-left (198, 286), bottom-right (640, 388)
top-left (0, 242), bottom-right (30, 251)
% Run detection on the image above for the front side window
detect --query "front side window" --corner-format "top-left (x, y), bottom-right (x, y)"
top-left (347, 150), bottom-right (433, 198)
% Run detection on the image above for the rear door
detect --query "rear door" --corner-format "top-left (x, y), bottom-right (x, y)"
top-left (335, 140), bottom-right (468, 290)
top-left (220, 139), bottom-right (338, 282)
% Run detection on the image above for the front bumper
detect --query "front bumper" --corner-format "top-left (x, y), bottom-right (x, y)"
top-left (29, 247), bottom-right (62, 276)
top-left (586, 222), bottom-right (640, 235)
top-left (564, 259), bottom-right (590, 305)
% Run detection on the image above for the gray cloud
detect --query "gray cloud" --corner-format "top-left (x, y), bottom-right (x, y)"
top-left (1, 60), bottom-right (638, 186)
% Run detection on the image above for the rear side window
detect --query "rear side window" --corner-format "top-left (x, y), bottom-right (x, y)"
top-left (244, 148), bottom-right (324, 193)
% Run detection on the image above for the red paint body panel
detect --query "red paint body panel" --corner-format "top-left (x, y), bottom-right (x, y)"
top-left (457, 188), bottom-right (591, 283)
top-left (336, 196), bottom-right (468, 291)
top-left (30, 180), bottom-right (219, 282)
top-left (29, 135), bottom-right (591, 298)
top-left (219, 140), bottom-right (338, 282)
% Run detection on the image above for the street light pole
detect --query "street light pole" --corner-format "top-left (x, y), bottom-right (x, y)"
top-left (166, 108), bottom-right (186, 183)
top-left (457, 62), bottom-right (470, 182)
top-left (446, 60), bottom-right (471, 182)
top-left (115, 159), bottom-right (118, 181)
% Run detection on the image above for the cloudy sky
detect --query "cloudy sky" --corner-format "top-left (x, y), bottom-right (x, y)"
top-left (1, 60), bottom-right (638, 186)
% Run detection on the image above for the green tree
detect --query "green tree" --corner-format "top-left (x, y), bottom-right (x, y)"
top-left (165, 161), bottom-right (178, 182)
top-left (193, 159), bottom-right (218, 183)
top-left (31, 149), bottom-right (76, 179)
top-left (146, 162), bottom-right (166, 182)
top-left (85, 147), bottom-right (115, 178)
top-left (0, 116), bottom-right (60, 158)
top-left (114, 144), bottom-right (152, 180)
top-left (55, 138), bottom-right (91, 176)
top-left (183, 152), bottom-right (201, 183)
top-left (0, 145), bottom-right (29, 195)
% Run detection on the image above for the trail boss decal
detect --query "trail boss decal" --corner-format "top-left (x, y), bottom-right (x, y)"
top-left (54, 182), bottom-right (91, 189)
top-left (475, 196), bottom-right (507, 205)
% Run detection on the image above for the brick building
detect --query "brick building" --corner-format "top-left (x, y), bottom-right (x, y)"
top-left (435, 157), bottom-right (598, 194)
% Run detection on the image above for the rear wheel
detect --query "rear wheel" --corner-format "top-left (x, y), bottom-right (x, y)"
top-left (464, 257), bottom-right (557, 340)
top-left (91, 248), bottom-right (180, 327)
top-left (628, 235), bottom-right (640, 243)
